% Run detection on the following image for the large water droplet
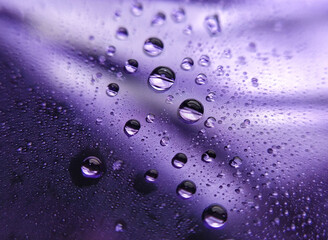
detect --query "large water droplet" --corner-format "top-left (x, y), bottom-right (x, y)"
top-left (178, 99), bottom-right (204, 124)
top-left (144, 169), bottom-right (158, 182)
top-left (116, 27), bottom-right (129, 40)
top-left (148, 66), bottom-right (175, 92)
top-left (195, 73), bottom-right (207, 85)
top-left (171, 8), bottom-right (186, 23)
top-left (124, 119), bottom-right (141, 137)
top-left (81, 156), bottom-right (105, 179)
top-left (181, 57), bottom-right (194, 71)
top-left (202, 204), bottom-right (228, 228)
top-left (131, 2), bottom-right (143, 16)
top-left (143, 37), bottom-right (164, 57)
top-left (172, 153), bottom-right (188, 168)
top-left (151, 12), bottom-right (166, 26)
top-left (177, 180), bottom-right (196, 199)
top-left (124, 59), bottom-right (138, 73)
top-left (106, 83), bottom-right (119, 97)
top-left (204, 14), bottom-right (221, 36)
top-left (202, 150), bottom-right (216, 163)
top-left (229, 156), bottom-right (242, 168)
top-left (198, 55), bottom-right (210, 67)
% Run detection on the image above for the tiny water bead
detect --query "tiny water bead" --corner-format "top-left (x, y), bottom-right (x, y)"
top-left (229, 156), bottom-right (243, 168)
top-left (143, 37), bottom-right (164, 57)
top-left (204, 117), bottom-right (216, 128)
top-left (177, 180), bottom-right (196, 199)
top-left (195, 73), bottom-right (207, 85)
top-left (171, 8), bottom-right (186, 23)
top-left (172, 153), bottom-right (188, 168)
top-left (251, 77), bottom-right (259, 87)
top-left (146, 113), bottom-right (155, 123)
top-left (198, 55), bottom-right (210, 67)
top-left (81, 156), bottom-right (105, 179)
top-left (144, 169), bottom-right (158, 182)
top-left (160, 136), bottom-right (170, 146)
top-left (151, 12), bottom-right (166, 26)
top-left (124, 119), bottom-right (141, 137)
top-left (106, 83), bottom-right (119, 97)
top-left (107, 45), bottom-right (116, 56)
top-left (204, 14), bottom-right (221, 36)
top-left (178, 99), bottom-right (204, 124)
top-left (124, 59), bottom-right (138, 73)
top-left (116, 27), bottom-right (129, 40)
top-left (131, 2), bottom-right (143, 16)
top-left (181, 57), bottom-right (194, 71)
top-left (202, 204), bottom-right (228, 228)
top-left (148, 66), bottom-right (176, 92)
top-left (202, 150), bottom-right (216, 163)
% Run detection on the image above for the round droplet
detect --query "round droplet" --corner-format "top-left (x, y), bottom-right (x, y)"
top-left (202, 150), bottom-right (216, 163)
top-left (131, 2), bottom-right (143, 16)
top-left (81, 156), bottom-right (105, 179)
top-left (178, 99), bottom-right (204, 124)
top-left (116, 27), bottom-right (129, 40)
top-left (113, 160), bottom-right (124, 171)
top-left (165, 95), bottom-right (174, 104)
top-left (181, 57), bottom-right (194, 71)
top-left (206, 92), bottom-right (216, 102)
top-left (107, 45), bottom-right (116, 56)
top-left (148, 66), bottom-right (176, 92)
top-left (195, 73), bottom-right (207, 85)
top-left (115, 220), bottom-right (126, 232)
top-left (106, 83), bottom-right (119, 97)
top-left (204, 14), bottom-right (221, 36)
top-left (144, 169), bottom-right (158, 182)
top-left (229, 156), bottom-right (242, 168)
top-left (198, 55), bottom-right (210, 67)
top-left (160, 136), bottom-right (170, 146)
top-left (177, 180), bottom-right (196, 199)
top-left (204, 117), bottom-right (216, 128)
top-left (151, 12), bottom-right (166, 26)
top-left (146, 113), bottom-right (155, 123)
top-left (124, 59), bottom-right (138, 73)
top-left (171, 8), bottom-right (186, 23)
top-left (183, 25), bottom-right (193, 35)
top-left (143, 37), bottom-right (164, 57)
top-left (172, 153), bottom-right (188, 168)
top-left (251, 77), bottom-right (259, 87)
top-left (124, 119), bottom-right (141, 137)
top-left (202, 204), bottom-right (228, 228)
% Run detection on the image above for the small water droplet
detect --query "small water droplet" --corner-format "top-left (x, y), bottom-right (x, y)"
top-left (124, 59), bottom-right (138, 73)
top-left (206, 92), bottom-right (216, 102)
top-left (181, 57), bottom-right (194, 71)
top-left (178, 99), bottom-right (204, 124)
top-left (165, 95), bottom-right (174, 104)
top-left (107, 46), bottom-right (116, 56)
top-left (160, 136), bottom-right (170, 146)
top-left (131, 2), bottom-right (143, 16)
top-left (251, 77), bottom-right (259, 87)
top-left (204, 14), bottom-right (221, 36)
top-left (113, 160), bottom-right (124, 171)
top-left (115, 220), bottom-right (126, 232)
top-left (151, 12), bottom-right (166, 26)
top-left (81, 156), bottom-right (105, 179)
top-left (148, 66), bottom-right (176, 92)
top-left (204, 117), bottom-right (216, 128)
top-left (177, 180), bottom-right (196, 199)
top-left (183, 25), bottom-right (193, 35)
top-left (198, 55), bottom-right (210, 67)
top-left (172, 153), bottom-right (188, 168)
top-left (116, 27), bottom-right (129, 40)
top-left (202, 204), bottom-right (228, 228)
top-left (229, 156), bottom-right (242, 168)
top-left (171, 8), bottom-right (186, 23)
top-left (202, 150), bottom-right (216, 163)
top-left (106, 83), bottom-right (119, 97)
top-left (96, 117), bottom-right (103, 125)
top-left (144, 169), bottom-right (158, 182)
top-left (124, 119), bottom-right (141, 137)
top-left (146, 113), bottom-right (155, 123)
top-left (143, 37), bottom-right (164, 57)
top-left (195, 73), bottom-right (207, 85)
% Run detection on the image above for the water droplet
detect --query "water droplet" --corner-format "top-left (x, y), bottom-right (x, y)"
top-left (181, 57), bottom-right (194, 71)
top-left (151, 12), bottom-right (166, 26)
top-left (198, 55), bottom-right (210, 67)
top-left (148, 66), bottom-right (175, 92)
top-left (131, 2), bottom-right (143, 16)
top-left (160, 136), bottom-right (170, 146)
top-left (124, 119), bottom-right (141, 137)
top-left (251, 77), bottom-right (259, 87)
top-left (113, 160), bottom-right (124, 171)
top-left (81, 156), bottom-right (105, 179)
top-left (124, 59), bottom-right (138, 73)
top-left (146, 113), bottom-right (155, 123)
top-left (116, 27), bottom-right (129, 40)
top-left (204, 117), bottom-right (216, 128)
top-left (202, 150), bottom-right (216, 163)
top-left (106, 83), bottom-right (119, 97)
top-left (115, 220), bottom-right (126, 232)
top-left (177, 180), bottom-right (196, 199)
top-left (229, 156), bottom-right (242, 168)
top-left (240, 119), bottom-right (250, 128)
top-left (143, 37), bottom-right (164, 57)
top-left (195, 73), bottom-right (207, 85)
top-left (183, 25), bottom-right (193, 35)
top-left (107, 45), bottom-right (116, 56)
top-left (178, 99), bottom-right (204, 124)
top-left (144, 169), bottom-right (158, 182)
top-left (171, 8), bottom-right (186, 23)
top-left (204, 14), bottom-right (221, 36)
top-left (96, 117), bottom-right (103, 125)
top-left (206, 92), bottom-right (216, 102)
top-left (165, 95), bottom-right (174, 104)
top-left (202, 204), bottom-right (227, 228)
top-left (172, 153), bottom-right (188, 168)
